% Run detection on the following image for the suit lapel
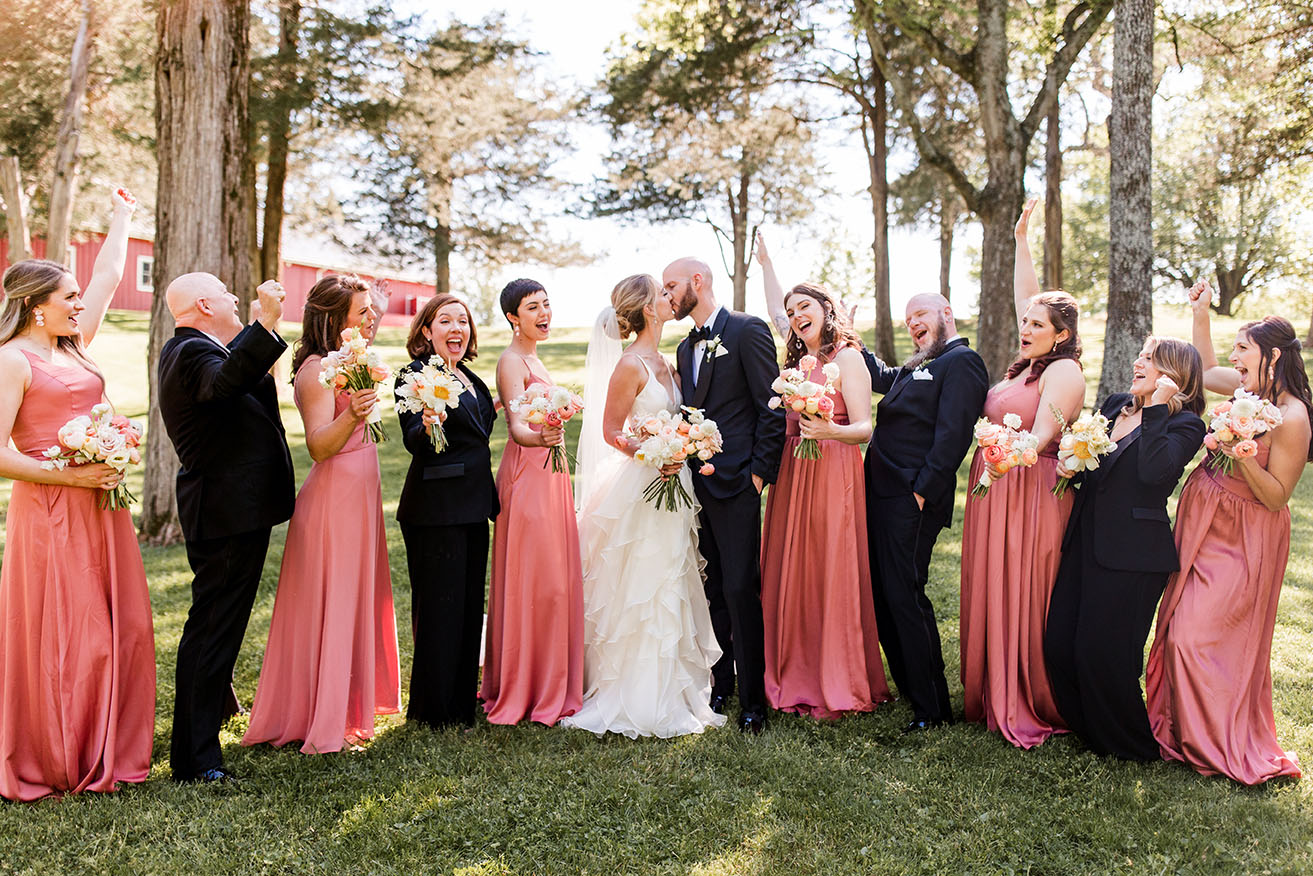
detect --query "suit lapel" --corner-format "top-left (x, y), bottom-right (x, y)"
top-left (454, 365), bottom-right (490, 439)
top-left (693, 308), bottom-right (730, 408)
top-left (177, 326), bottom-right (230, 359)
top-left (881, 337), bottom-right (968, 406)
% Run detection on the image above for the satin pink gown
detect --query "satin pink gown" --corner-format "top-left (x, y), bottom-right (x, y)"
top-left (0, 352), bottom-right (155, 801)
top-left (480, 366), bottom-right (584, 725)
top-left (760, 357), bottom-right (891, 719)
top-left (960, 377), bottom-right (1071, 748)
top-left (1147, 444), bottom-right (1301, 784)
top-left (243, 370), bottom-right (401, 753)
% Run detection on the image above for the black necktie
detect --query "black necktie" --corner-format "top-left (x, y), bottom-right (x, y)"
top-left (688, 325), bottom-right (711, 342)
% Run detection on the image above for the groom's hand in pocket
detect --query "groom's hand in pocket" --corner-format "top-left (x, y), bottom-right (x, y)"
top-left (752, 474), bottom-right (764, 494)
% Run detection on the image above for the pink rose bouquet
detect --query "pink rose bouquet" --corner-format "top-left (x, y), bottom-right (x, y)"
top-left (509, 384), bottom-right (584, 473)
top-left (768, 354), bottom-right (841, 460)
top-left (1203, 387), bottom-right (1282, 476)
top-left (970, 412), bottom-right (1041, 497)
top-left (41, 402), bottom-right (143, 510)
top-left (631, 406), bottom-right (723, 511)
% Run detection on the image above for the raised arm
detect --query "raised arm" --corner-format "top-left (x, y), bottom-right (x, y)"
top-left (1188, 279), bottom-right (1242, 395)
top-left (755, 231), bottom-right (790, 337)
top-left (1013, 197), bottom-right (1040, 320)
top-left (80, 187), bottom-right (137, 347)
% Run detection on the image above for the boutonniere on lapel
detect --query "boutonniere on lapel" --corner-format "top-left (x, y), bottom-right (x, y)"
top-left (705, 335), bottom-right (728, 361)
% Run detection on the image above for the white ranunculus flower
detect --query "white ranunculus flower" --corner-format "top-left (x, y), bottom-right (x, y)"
top-left (1003, 412), bottom-right (1023, 429)
top-left (797, 380), bottom-right (820, 397)
top-left (105, 447), bottom-right (132, 469)
top-left (822, 362), bottom-right (841, 381)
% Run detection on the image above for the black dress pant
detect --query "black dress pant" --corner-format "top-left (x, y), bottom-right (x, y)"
top-left (1043, 513), bottom-right (1165, 761)
top-left (866, 493), bottom-right (952, 723)
top-left (402, 521), bottom-right (488, 728)
top-left (171, 527), bottom-right (271, 779)
top-left (695, 485), bottom-right (766, 714)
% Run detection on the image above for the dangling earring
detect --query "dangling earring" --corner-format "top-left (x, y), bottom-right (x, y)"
top-left (32, 309), bottom-right (44, 327)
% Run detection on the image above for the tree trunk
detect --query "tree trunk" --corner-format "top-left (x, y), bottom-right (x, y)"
top-left (144, 0), bottom-right (253, 545)
top-left (430, 171), bottom-right (452, 296)
top-left (1098, 0), bottom-right (1154, 406)
top-left (1214, 265), bottom-right (1243, 317)
top-left (1043, 103), bottom-right (1063, 291)
top-left (867, 63), bottom-right (895, 362)
top-left (46, 0), bottom-right (96, 266)
top-left (0, 156), bottom-right (32, 262)
top-left (260, 0), bottom-right (300, 283)
top-left (729, 173), bottom-right (749, 312)
top-left (1305, 302), bottom-right (1313, 347)
top-left (939, 197), bottom-right (957, 302)
top-left (977, 189), bottom-right (1025, 380)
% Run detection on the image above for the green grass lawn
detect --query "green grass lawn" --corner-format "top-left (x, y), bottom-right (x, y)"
top-left (1, 308), bottom-right (1312, 875)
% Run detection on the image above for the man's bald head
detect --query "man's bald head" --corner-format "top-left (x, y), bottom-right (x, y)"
top-left (167, 272), bottom-right (243, 342)
top-left (662, 257), bottom-right (716, 322)
top-left (903, 292), bottom-right (957, 366)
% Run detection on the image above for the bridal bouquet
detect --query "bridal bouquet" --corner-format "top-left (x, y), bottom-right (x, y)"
top-left (1049, 406), bottom-right (1117, 498)
top-left (970, 413), bottom-right (1041, 497)
top-left (1203, 387), bottom-right (1283, 476)
top-left (509, 384), bottom-right (584, 473)
top-left (395, 357), bottom-right (466, 452)
top-left (319, 327), bottom-right (391, 443)
top-left (631, 406), bottom-right (723, 511)
top-left (41, 403), bottom-right (143, 510)
top-left (768, 354), bottom-right (841, 460)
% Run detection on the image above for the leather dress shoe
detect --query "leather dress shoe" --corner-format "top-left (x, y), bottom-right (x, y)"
top-left (709, 694), bottom-right (728, 715)
top-left (738, 711), bottom-right (767, 735)
top-left (181, 767), bottom-right (240, 785)
top-left (901, 718), bottom-right (945, 735)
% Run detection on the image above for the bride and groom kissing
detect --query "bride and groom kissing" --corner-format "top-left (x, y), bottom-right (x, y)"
top-left (563, 258), bottom-right (784, 739)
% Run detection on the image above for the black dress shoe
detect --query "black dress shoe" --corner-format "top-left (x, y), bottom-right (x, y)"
top-left (709, 695), bottom-right (728, 715)
top-left (738, 712), bottom-right (767, 735)
top-left (901, 718), bottom-right (945, 735)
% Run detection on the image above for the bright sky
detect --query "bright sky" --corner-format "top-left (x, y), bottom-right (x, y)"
top-left (405, 1), bottom-right (977, 328)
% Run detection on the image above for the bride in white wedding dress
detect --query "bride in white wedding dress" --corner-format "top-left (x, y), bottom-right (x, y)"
top-left (561, 274), bottom-right (726, 739)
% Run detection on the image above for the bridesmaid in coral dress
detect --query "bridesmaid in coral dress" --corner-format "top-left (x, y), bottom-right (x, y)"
top-left (0, 190), bottom-right (156, 801)
top-left (958, 199), bottom-right (1086, 748)
top-left (1146, 286), bottom-right (1311, 784)
top-left (757, 254), bottom-right (890, 718)
top-left (243, 275), bottom-right (401, 754)
top-left (480, 279), bottom-right (584, 726)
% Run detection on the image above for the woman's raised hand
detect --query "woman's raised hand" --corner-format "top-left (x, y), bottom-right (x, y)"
top-left (754, 230), bottom-right (771, 266)
top-left (1187, 279), bottom-right (1212, 316)
top-left (1015, 197), bottom-right (1039, 239)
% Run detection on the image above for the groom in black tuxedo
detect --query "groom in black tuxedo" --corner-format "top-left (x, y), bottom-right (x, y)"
top-left (667, 258), bottom-right (785, 734)
top-left (158, 274), bottom-right (294, 782)
top-left (863, 293), bottom-right (988, 733)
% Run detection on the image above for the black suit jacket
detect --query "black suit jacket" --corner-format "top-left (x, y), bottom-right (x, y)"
top-left (157, 324), bottom-right (295, 542)
top-left (676, 308), bottom-right (786, 499)
top-left (863, 337), bottom-right (989, 525)
top-left (1062, 393), bottom-right (1205, 574)
top-left (395, 359), bottom-right (499, 527)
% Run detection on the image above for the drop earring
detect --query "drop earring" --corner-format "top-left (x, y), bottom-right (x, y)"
top-left (33, 309), bottom-right (44, 327)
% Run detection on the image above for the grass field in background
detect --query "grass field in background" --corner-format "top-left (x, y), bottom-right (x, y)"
top-left (0, 307), bottom-right (1310, 875)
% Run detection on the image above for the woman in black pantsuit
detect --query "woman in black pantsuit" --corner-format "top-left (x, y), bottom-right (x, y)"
top-left (1043, 337), bottom-right (1205, 761)
top-left (395, 293), bottom-right (499, 728)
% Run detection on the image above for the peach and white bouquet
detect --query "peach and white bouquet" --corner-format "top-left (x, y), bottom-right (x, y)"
top-left (319, 326), bottom-right (391, 443)
top-left (1203, 387), bottom-right (1283, 476)
top-left (768, 354), bottom-right (841, 460)
top-left (41, 403), bottom-right (143, 510)
top-left (631, 406), bottom-right (723, 511)
top-left (1049, 406), bottom-right (1118, 498)
top-left (509, 384), bottom-right (584, 473)
top-left (970, 412), bottom-right (1042, 497)
top-left (395, 357), bottom-right (466, 452)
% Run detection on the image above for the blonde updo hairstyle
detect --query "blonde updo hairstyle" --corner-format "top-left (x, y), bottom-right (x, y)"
top-left (611, 273), bottom-right (659, 340)
top-left (0, 258), bottom-right (101, 377)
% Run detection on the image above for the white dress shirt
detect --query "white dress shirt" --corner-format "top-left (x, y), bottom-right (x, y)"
top-left (691, 304), bottom-right (724, 386)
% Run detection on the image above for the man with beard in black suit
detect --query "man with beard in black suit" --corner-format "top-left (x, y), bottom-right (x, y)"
top-left (863, 293), bottom-right (989, 733)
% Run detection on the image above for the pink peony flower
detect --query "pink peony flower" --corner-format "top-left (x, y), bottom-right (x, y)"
top-left (699, 463), bottom-right (715, 476)
top-left (1203, 433), bottom-right (1219, 451)
top-left (982, 444), bottom-right (1008, 465)
top-left (799, 355), bottom-right (818, 371)
top-left (1233, 438), bottom-right (1259, 458)
top-left (816, 396), bottom-right (835, 416)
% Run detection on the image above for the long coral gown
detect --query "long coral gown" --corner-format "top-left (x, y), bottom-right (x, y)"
top-left (1146, 445), bottom-right (1301, 784)
top-left (242, 365), bottom-right (401, 754)
top-left (959, 377), bottom-right (1071, 748)
top-left (760, 356), bottom-right (891, 719)
top-left (480, 364), bottom-right (584, 725)
top-left (0, 352), bottom-right (156, 801)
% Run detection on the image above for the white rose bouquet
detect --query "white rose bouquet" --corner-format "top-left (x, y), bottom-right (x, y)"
top-left (41, 403), bottom-right (144, 510)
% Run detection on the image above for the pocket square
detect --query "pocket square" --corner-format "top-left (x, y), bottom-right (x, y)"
top-left (912, 368), bottom-right (934, 381)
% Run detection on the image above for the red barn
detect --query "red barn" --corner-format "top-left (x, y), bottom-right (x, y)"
top-left (0, 232), bottom-right (435, 326)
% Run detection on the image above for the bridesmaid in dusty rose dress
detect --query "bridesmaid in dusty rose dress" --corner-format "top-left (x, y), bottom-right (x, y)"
top-left (480, 279), bottom-right (584, 726)
top-left (1146, 286), bottom-right (1311, 784)
top-left (958, 199), bottom-right (1086, 748)
top-left (756, 252), bottom-right (890, 718)
top-left (0, 190), bottom-right (156, 801)
top-left (243, 275), bottom-right (401, 754)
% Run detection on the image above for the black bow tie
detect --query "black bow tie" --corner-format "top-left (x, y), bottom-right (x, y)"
top-left (689, 324), bottom-right (712, 342)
